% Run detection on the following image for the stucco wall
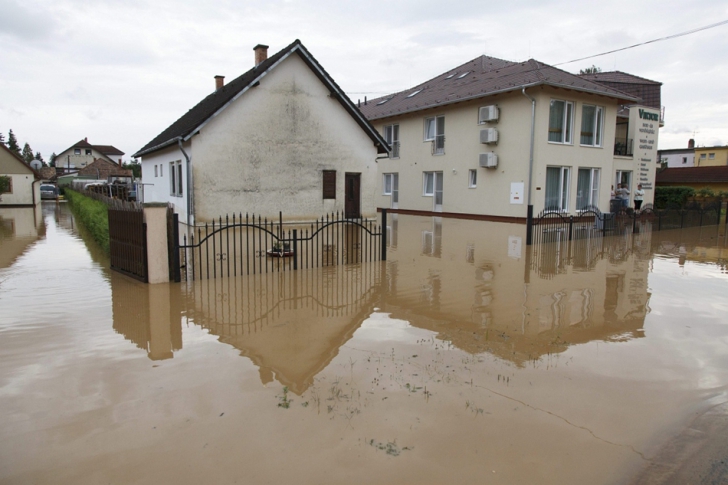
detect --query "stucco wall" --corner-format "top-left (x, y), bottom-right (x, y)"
top-left (695, 147), bottom-right (728, 167)
top-left (191, 52), bottom-right (379, 222)
top-left (140, 144), bottom-right (188, 223)
top-left (0, 151), bottom-right (39, 206)
top-left (375, 86), bottom-right (638, 217)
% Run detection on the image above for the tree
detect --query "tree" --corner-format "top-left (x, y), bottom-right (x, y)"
top-left (579, 65), bottom-right (602, 75)
top-left (49, 152), bottom-right (57, 167)
top-left (0, 133), bottom-right (5, 146)
top-left (0, 175), bottom-right (10, 199)
top-left (22, 143), bottom-right (34, 164)
top-left (122, 160), bottom-right (141, 179)
top-left (7, 130), bottom-right (20, 156)
top-left (34, 151), bottom-right (47, 167)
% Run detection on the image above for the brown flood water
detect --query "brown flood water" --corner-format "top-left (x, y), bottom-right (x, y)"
top-left (1, 204), bottom-right (727, 484)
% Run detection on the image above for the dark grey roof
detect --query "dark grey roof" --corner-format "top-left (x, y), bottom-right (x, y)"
top-left (579, 71), bottom-right (661, 85)
top-left (359, 56), bottom-right (642, 121)
top-left (581, 71), bottom-right (662, 110)
top-left (134, 39), bottom-right (388, 157)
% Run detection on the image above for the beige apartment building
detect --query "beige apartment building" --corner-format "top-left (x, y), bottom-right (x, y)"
top-left (360, 57), bottom-right (661, 220)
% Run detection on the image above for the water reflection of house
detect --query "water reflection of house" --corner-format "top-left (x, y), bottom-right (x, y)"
top-left (0, 205), bottom-right (44, 269)
top-left (652, 226), bottom-right (728, 271)
top-left (182, 264), bottom-right (382, 394)
top-left (381, 215), bottom-right (652, 366)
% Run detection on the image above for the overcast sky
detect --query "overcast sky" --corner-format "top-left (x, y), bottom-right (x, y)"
top-left (1, 0), bottom-right (726, 161)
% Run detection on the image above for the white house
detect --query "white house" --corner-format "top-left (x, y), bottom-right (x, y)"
top-left (360, 57), bottom-right (662, 220)
top-left (134, 40), bottom-right (388, 225)
top-left (0, 143), bottom-right (40, 207)
top-left (54, 138), bottom-right (125, 173)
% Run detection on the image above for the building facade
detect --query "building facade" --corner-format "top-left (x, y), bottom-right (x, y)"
top-left (54, 138), bottom-right (124, 173)
top-left (694, 145), bottom-right (728, 167)
top-left (134, 41), bottom-right (388, 225)
top-left (361, 56), bottom-right (661, 219)
top-left (0, 144), bottom-right (40, 207)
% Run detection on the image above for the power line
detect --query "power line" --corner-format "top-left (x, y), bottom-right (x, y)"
top-left (553, 19), bottom-right (728, 66)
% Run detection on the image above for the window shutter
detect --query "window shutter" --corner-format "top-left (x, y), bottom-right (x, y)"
top-left (323, 170), bottom-right (336, 199)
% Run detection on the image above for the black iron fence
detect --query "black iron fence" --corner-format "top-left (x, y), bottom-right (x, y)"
top-left (528, 201), bottom-right (725, 246)
top-left (176, 210), bottom-right (387, 281)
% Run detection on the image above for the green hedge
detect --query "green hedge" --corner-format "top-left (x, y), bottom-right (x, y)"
top-left (654, 186), bottom-right (695, 209)
top-left (64, 189), bottom-right (109, 253)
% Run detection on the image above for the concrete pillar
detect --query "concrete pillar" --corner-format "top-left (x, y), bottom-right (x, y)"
top-left (144, 204), bottom-right (169, 284)
top-left (147, 283), bottom-right (173, 360)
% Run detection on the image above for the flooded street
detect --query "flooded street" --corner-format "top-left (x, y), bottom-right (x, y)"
top-left (1, 204), bottom-right (727, 484)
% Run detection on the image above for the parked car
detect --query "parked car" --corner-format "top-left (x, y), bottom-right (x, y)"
top-left (40, 184), bottom-right (58, 200)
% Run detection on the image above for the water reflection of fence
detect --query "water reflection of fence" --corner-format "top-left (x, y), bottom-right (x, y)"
top-left (529, 223), bottom-right (654, 280)
top-left (177, 211), bottom-right (386, 281)
top-left (183, 262), bottom-right (382, 335)
top-left (528, 201), bottom-right (725, 246)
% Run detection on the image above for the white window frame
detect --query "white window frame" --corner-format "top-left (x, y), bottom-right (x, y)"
top-left (576, 167), bottom-right (600, 210)
top-left (700, 153), bottom-right (706, 159)
top-left (548, 99), bottom-right (574, 144)
top-left (545, 166), bottom-right (570, 211)
top-left (468, 169), bottom-right (477, 188)
top-left (383, 173), bottom-right (393, 195)
top-left (384, 124), bottom-right (400, 159)
top-left (176, 161), bottom-right (183, 197)
top-left (580, 105), bottom-right (604, 147)
top-left (423, 172), bottom-right (435, 196)
top-left (709, 153), bottom-right (715, 159)
top-left (424, 116), bottom-right (445, 155)
top-left (170, 162), bottom-right (176, 196)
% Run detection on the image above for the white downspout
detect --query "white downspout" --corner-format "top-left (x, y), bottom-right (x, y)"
top-left (522, 87), bottom-right (536, 246)
top-left (177, 138), bottom-right (193, 226)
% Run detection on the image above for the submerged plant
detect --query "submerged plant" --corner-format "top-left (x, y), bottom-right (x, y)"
top-left (277, 386), bottom-right (292, 409)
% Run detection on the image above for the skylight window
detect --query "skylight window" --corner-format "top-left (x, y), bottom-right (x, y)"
top-left (406, 89), bottom-right (422, 98)
top-left (445, 73), bottom-right (455, 79)
top-left (457, 71), bottom-right (470, 79)
top-left (376, 98), bottom-right (390, 105)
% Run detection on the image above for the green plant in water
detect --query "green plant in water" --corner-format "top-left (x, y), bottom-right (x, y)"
top-left (277, 386), bottom-right (291, 409)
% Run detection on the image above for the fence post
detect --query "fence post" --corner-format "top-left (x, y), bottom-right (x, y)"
top-left (293, 229), bottom-right (298, 270)
top-left (381, 209), bottom-right (387, 261)
top-left (568, 216), bottom-right (574, 241)
top-left (143, 204), bottom-right (170, 284)
top-left (526, 205), bottom-right (533, 246)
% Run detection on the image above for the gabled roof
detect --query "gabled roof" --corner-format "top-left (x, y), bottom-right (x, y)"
top-left (0, 143), bottom-right (41, 179)
top-left (359, 55), bottom-right (641, 121)
top-left (134, 39), bottom-right (388, 157)
top-left (57, 139), bottom-right (124, 158)
top-left (656, 166), bottom-right (728, 184)
top-left (580, 70), bottom-right (662, 111)
top-left (77, 158), bottom-right (132, 179)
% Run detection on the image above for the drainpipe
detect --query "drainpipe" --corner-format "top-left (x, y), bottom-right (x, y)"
top-left (177, 138), bottom-right (193, 226)
top-left (522, 87), bottom-right (536, 246)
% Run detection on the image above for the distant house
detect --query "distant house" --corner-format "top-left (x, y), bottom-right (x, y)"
top-left (77, 158), bottom-right (133, 183)
top-left (0, 143), bottom-right (40, 207)
top-left (658, 140), bottom-right (695, 168)
top-left (694, 145), bottom-right (728, 167)
top-left (360, 58), bottom-right (662, 219)
top-left (54, 138), bottom-right (125, 173)
top-left (656, 166), bottom-right (728, 193)
top-left (133, 40), bottom-right (388, 225)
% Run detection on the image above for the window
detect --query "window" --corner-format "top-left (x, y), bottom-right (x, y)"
top-left (423, 172), bottom-right (435, 196)
top-left (383, 173), bottom-right (394, 195)
top-left (700, 154), bottom-right (707, 159)
top-left (615, 171), bottom-right (632, 195)
top-left (170, 161), bottom-right (183, 197)
top-left (85, 149), bottom-right (92, 155)
top-left (576, 168), bottom-right (600, 209)
top-left (682, 157), bottom-right (687, 164)
top-left (407, 89), bottom-right (422, 98)
top-left (160, 164), bottom-right (163, 177)
top-left (322, 170), bottom-right (336, 199)
top-left (424, 116), bottom-right (445, 154)
top-left (468, 169), bottom-right (477, 188)
top-left (548, 99), bottom-right (574, 144)
top-left (580, 105), bottom-right (604, 147)
top-left (154, 165), bottom-right (158, 177)
top-left (74, 148), bottom-right (81, 155)
top-left (709, 153), bottom-right (715, 159)
top-left (457, 71), bottom-right (470, 79)
top-left (545, 166), bottom-right (570, 210)
top-left (384, 124), bottom-right (400, 158)
top-left (4, 177), bottom-right (12, 194)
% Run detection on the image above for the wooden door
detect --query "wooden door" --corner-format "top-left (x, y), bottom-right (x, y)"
top-left (345, 173), bottom-right (360, 218)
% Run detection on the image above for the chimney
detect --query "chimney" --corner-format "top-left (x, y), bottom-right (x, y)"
top-left (688, 138), bottom-right (695, 149)
top-left (215, 75), bottom-right (225, 91)
top-left (84, 137), bottom-right (88, 142)
top-left (253, 44), bottom-right (269, 66)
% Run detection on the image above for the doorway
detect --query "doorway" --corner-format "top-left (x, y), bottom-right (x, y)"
top-left (345, 173), bottom-right (361, 218)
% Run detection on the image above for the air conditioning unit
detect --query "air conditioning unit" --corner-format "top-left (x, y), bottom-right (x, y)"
top-left (479, 152), bottom-right (498, 168)
top-left (480, 128), bottom-right (498, 144)
top-left (479, 105), bottom-right (499, 123)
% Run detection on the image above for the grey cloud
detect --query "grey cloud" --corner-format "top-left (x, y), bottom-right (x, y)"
top-left (0, 0), bottom-right (58, 40)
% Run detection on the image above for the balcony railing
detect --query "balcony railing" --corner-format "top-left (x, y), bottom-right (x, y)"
top-left (614, 138), bottom-right (633, 157)
top-left (391, 141), bottom-right (400, 159)
top-left (431, 135), bottom-right (445, 155)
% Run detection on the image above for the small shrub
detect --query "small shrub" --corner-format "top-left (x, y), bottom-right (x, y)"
top-left (65, 189), bottom-right (109, 252)
top-left (695, 186), bottom-right (716, 198)
top-left (654, 186), bottom-right (695, 209)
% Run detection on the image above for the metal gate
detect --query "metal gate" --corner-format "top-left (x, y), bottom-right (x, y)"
top-left (177, 210), bottom-right (387, 281)
top-left (109, 207), bottom-right (148, 282)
